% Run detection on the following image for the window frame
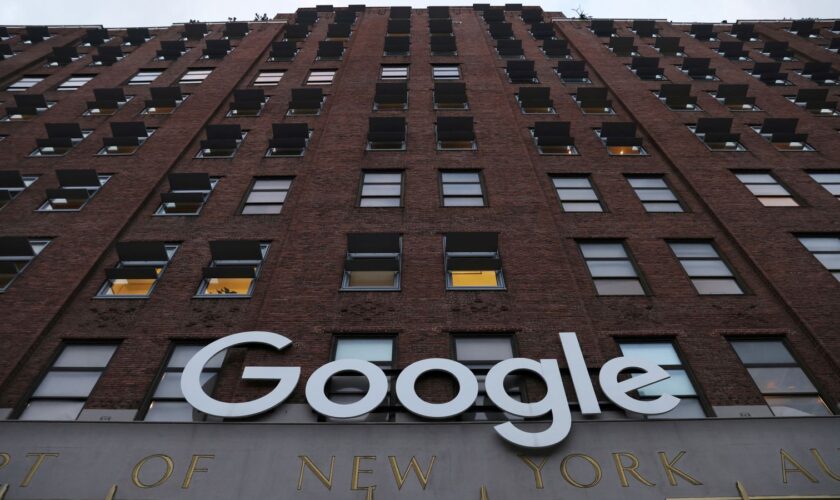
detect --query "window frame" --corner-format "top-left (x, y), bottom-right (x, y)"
top-left (305, 69), bottom-right (337, 85)
top-left (196, 130), bottom-right (247, 159)
top-left (30, 130), bottom-right (93, 157)
top-left (0, 175), bottom-right (39, 210)
top-left (57, 74), bottom-right (96, 92)
top-left (179, 68), bottom-right (213, 85)
top-left (444, 234), bottom-right (505, 291)
top-left (667, 240), bottom-right (746, 295)
top-left (550, 174), bottom-right (605, 213)
top-left (0, 238), bottom-right (50, 292)
top-left (688, 125), bottom-right (746, 152)
top-left (432, 64), bottom-right (460, 80)
top-left (577, 239), bottom-right (649, 296)
top-left (95, 243), bottom-right (179, 298)
top-left (239, 177), bottom-right (293, 215)
top-left (155, 177), bottom-right (219, 216)
top-left (252, 70), bottom-right (285, 87)
top-left (733, 170), bottom-right (800, 207)
top-left (451, 333), bottom-right (524, 421)
top-left (37, 174), bottom-right (110, 212)
top-left (380, 65), bottom-right (409, 81)
top-left (358, 170), bottom-right (404, 208)
top-left (625, 174), bottom-right (684, 213)
top-left (127, 69), bottom-right (164, 86)
top-left (6, 75), bottom-right (45, 92)
top-left (440, 170), bottom-right (486, 207)
top-left (195, 242), bottom-right (270, 298)
top-left (796, 234), bottom-right (840, 282)
top-left (325, 335), bottom-right (397, 422)
top-left (341, 236), bottom-right (402, 291)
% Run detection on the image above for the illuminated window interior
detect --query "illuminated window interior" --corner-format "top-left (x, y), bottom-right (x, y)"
top-left (734, 171), bottom-right (799, 207)
top-left (98, 242), bottom-right (177, 297)
top-left (445, 233), bottom-right (504, 289)
top-left (198, 241), bottom-right (269, 297)
top-left (343, 233), bottom-right (401, 290)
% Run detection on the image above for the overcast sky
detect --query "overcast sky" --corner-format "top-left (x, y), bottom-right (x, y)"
top-left (1, 0), bottom-right (837, 28)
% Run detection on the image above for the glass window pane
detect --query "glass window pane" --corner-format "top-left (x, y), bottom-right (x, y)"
top-left (670, 243), bottom-right (717, 258)
top-left (19, 400), bottom-right (85, 421)
top-left (627, 177), bottom-right (666, 188)
top-left (53, 345), bottom-right (117, 368)
top-left (731, 340), bottom-right (795, 364)
top-left (747, 367), bottom-right (817, 394)
top-left (681, 259), bottom-right (732, 277)
top-left (362, 184), bottom-right (401, 196)
top-left (335, 338), bottom-right (393, 362)
top-left (442, 172), bottom-right (480, 183)
top-left (253, 179), bottom-right (291, 190)
top-left (636, 190), bottom-right (677, 201)
top-left (810, 173), bottom-right (840, 183)
top-left (443, 184), bottom-right (483, 196)
top-left (636, 370), bottom-right (697, 397)
top-left (347, 270), bottom-right (397, 288)
top-left (579, 243), bottom-right (626, 258)
top-left (736, 173), bottom-right (775, 184)
top-left (563, 202), bottom-right (603, 212)
top-left (746, 184), bottom-right (790, 196)
top-left (619, 343), bottom-right (681, 365)
top-left (799, 237), bottom-right (840, 252)
top-left (557, 189), bottom-right (598, 201)
top-left (365, 173), bottom-right (402, 183)
top-left (553, 177), bottom-right (591, 188)
top-left (455, 337), bottom-right (513, 361)
top-left (443, 197), bottom-right (485, 207)
top-left (247, 191), bottom-right (287, 204)
top-left (593, 278), bottom-right (645, 295)
top-left (242, 204), bottom-right (283, 214)
top-left (587, 260), bottom-right (638, 277)
top-left (154, 371), bottom-right (215, 398)
top-left (765, 395), bottom-right (832, 417)
top-left (648, 397), bottom-right (705, 419)
top-left (692, 278), bottom-right (743, 295)
top-left (360, 198), bottom-right (401, 207)
top-left (758, 197), bottom-right (799, 207)
top-left (33, 371), bottom-right (101, 397)
top-left (644, 202), bottom-right (683, 212)
top-left (450, 270), bottom-right (498, 286)
top-left (815, 253), bottom-right (840, 269)
top-left (145, 401), bottom-right (197, 422)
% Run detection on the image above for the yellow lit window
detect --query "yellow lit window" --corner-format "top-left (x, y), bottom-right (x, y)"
top-left (607, 145), bottom-right (645, 155)
top-left (450, 270), bottom-right (499, 288)
top-left (107, 278), bottom-right (156, 295)
top-left (348, 270), bottom-right (397, 288)
top-left (202, 277), bottom-right (254, 295)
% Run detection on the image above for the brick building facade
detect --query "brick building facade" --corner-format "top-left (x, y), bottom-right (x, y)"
top-left (0, 5), bottom-right (839, 499)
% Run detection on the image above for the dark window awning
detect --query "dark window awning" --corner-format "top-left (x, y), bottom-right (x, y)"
top-left (45, 123), bottom-right (83, 139)
top-left (497, 39), bottom-right (523, 57)
top-left (82, 28), bottom-right (109, 45)
top-left (161, 192), bottom-right (205, 204)
top-left (731, 23), bottom-right (756, 40)
top-left (609, 36), bottom-right (637, 56)
top-left (210, 240), bottom-right (264, 261)
top-left (0, 171), bottom-right (25, 189)
top-left (446, 232), bottom-right (498, 253)
top-left (125, 27), bottom-right (150, 45)
top-left (94, 46), bottom-right (123, 65)
top-left (345, 258), bottom-right (400, 271)
top-left (682, 57), bottom-right (715, 78)
top-left (110, 122), bottom-right (148, 139)
top-left (384, 36), bottom-right (410, 53)
top-left (183, 22), bottom-right (208, 40)
top-left (116, 241), bottom-right (170, 262)
top-left (659, 84), bottom-right (696, 108)
top-left (690, 24), bottom-right (714, 40)
top-left (106, 267), bottom-right (159, 280)
top-left (317, 40), bottom-right (344, 58)
top-left (556, 60), bottom-right (588, 79)
top-left (231, 89), bottom-right (266, 111)
top-left (0, 237), bottom-right (35, 257)
top-left (203, 266), bottom-right (256, 279)
top-left (590, 19), bottom-right (615, 37)
top-left (169, 173), bottom-right (212, 191)
top-left (760, 118), bottom-right (805, 142)
top-left (224, 22), bottom-right (249, 38)
top-left (482, 8), bottom-right (504, 22)
top-left (375, 82), bottom-right (407, 105)
top-left (94, 88), bottom-right (127, 105)
top-left (289, 88), bottom-right (324, 109)
top-left (348, 233), bottom-right (401, 253)
top-left (435, 82), bottom-right (467, 104)
top-left (46, 188), bottom-right (90, 200)
top-left (447, 256), bottom-right (501, 271)
top-left (631, 57), bottom-right (664, 78)
top-left (429, 6), bottom-right (449, 18)
top-left (533, 121), bottom-right (574, 146)
top-left (529, 23), bottom-right (555, 40)
top-left (271, 41), bottom-right (298, 59)
top-left (431, 36), bottom-right (456, 53)
top-left (521, 7), bottom-right (543, 24)
top-left (519, 87), bottom-right (552, 108)
top-left (56, 169), bottom-right (101, 187)
top-left (600, 122), bottom-right (642, 147)
top-left (696, 118), bottom-right (739, 143)
top-left (201, 124), bottom-right (242, 150)
top-left (51, 46), bottom-right (79, 64)
top-left (25, 26), bottom-right (50, 43)
top-left (146, 86), bottom-right (183, 108)
top-left (801, 62), bottom-right (839, 83)
top-left (716, 84), bottom-right (754, 105)
top-left (632, 20), bottom-right (658, 37)
top-left (203, 39), bottom-right (231, 58)
top-left (542, 39), bottom-right (569, 57)
top-left (0, 43), bottom-right (11, 58)
top-left (390, 6), bottom-right (412, 19)
top-left (655, 37), bottom-right (683, 54)
top-left (507, 60), bottom-right (536, 82)
top-left (7, 94), bottom-right (48, 116)
top-left (488, 22), bottom-right (513, 39)
top-left (388, 19), bottom-right (411, 34)
top-left (504, 3), bottom-right (522, 10)
top-left (157, 40), bottom-right (186, 60)
top-left (335, 9), bottom-right (357, 24)
top-left (429, 19), bottom-right (452, 34)
top-left (285, 24), bottom-right (310, 39)
top-left (368, 117), bottom-right (406, 142)
top-left (437, 116), bottom-right (474, 141)
top-left (795, 89), bottom-right (836, 110)
top-left (295, 8), bottom-right (318, 24)
top-left (577, 87), bottom-right (610, 109)
top-left (718, 41), bottom-right (747, 58)
top-left (270, 123), bottom-right (309, 149)
top-left (327, 23), bottom-right (352, 38)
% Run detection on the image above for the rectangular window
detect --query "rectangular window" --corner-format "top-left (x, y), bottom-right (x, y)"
top-left (142, 87), bottom-right (187, 115)
top-left (142, 344), bottom-right (225, 421)
top-left (551, 175), bottom-right (603, 212)
top-left (32, 125), bottom-right (92, 157)
top-left (0, 238), bottom-right (49, 292)
top-left (3, 95), bottom-right (55, 121)
top-left (198, 241), bottom-right (269, 297)
top-left (197, 125), bottom-right (246, 158)
top-left (128, 70), bottom-right (163, 85)
top-left (436, 117), bottom-right (475, 150)
top-left (441, 171), bottom-right (485, 207)
top-left (267, 123), bottom-right (310, 156)
top-left (19, 344), bottom-right (117, 421)
top-left (445, 233), bottom-right (504, 289)
top-left (797, 236), bottom-right (840, 282)
top-left (596, 123), bottom-right (647, 156)
top-left (39, 171), bottom-right (110, 211)
top-left (669, 241), bottom-right (744, 295)
top-left (617, 342), bottom-right (706, 418)
top-left (287, 88), bottom-right (325, 116)
top-left (626, 175), bottom-right (683, 213)
top-left (84, 88), bottom-right (130, 116)
top-left (329, 337), bottom-right (395, 421)
top-left (751, 122), bottom-right (814, 152)
top-left (808, 172), bottom-right (840, 200)
top-left (380, 65), bottom-right (409, 80)
top-left (454, 335), bottom-right (519, 420)
top-left (359, 171), bottom-right (402, 207)
top-left (734, 171), bottom-right (799, 207)
top-left (0, 172), bottom-right (38, 210)
top-left (57, 75), bottom-right (94, 91)
top-left (730, 339), bottom-right (832, 416)
top-left (179, 68), bottom-right (213, 85)
top-left (532, 122), bottom-right (577, 155)
top-left (689, 120), bottom-right (745, 151)
top-left (342, 233), bottom-right (401, 290)
top-left (98, 124), bottom-right (155, 155)
top-left (156, 174), bottom-right (219, 215)
top-left (306, 69), bottom-right (336, 85)
top-left (253, 70), bottom-right (285, 87)
top-left (432, 64), bottom-right (460, 80)
top-left (241, 177), bottom-right (292, 215)
top-left (98, 242), bottom-right (178, 297)
top-left (7, 75), bottom-right (44, 92)
top-left (578, 241), bottom-right (646, 296)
